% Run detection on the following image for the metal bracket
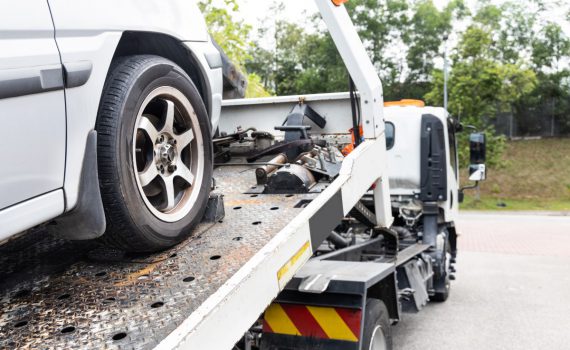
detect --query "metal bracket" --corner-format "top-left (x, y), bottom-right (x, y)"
top-left (298, 274), bottom-right (333, 294)
top-left (401, 260), bottom-right (430, 311)
top-left (202, 193), bottom-right (225, 223)
top-left (350, 201), bottom-right (377, 227)
top-left (277, 103), bottom-right (327, 143)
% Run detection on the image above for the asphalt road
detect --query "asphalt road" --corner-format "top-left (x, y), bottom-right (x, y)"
top-left (392, 212), bottom-right (570, 350)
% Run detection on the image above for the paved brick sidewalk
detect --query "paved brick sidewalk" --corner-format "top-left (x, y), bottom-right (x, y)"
top-left (458, 212), bottom-right (570, 257)
top-left (393, 212), bottom-right (570, 350)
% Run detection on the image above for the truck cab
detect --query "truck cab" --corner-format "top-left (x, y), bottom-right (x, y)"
top-left (385, 101), bottom-right (460, 225)
top-left (383, 99), bottom-right (487, 303)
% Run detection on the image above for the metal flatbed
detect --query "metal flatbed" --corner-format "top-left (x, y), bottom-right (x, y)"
top-left (0, 163), bottom-right (322, 349)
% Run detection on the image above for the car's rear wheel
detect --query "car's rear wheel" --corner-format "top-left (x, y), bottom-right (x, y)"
top-left (96, 55), bottom-right (213, 252)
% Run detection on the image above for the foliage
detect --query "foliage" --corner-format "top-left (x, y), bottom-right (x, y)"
top-left (198, 0), bottom-right (269, 97)
top-left (425, 3), bottom-right (542, 166)
top-left (200, 0), bottom-right (570, 166)
top-left (247, 20), bottom-right (348, 96)
top-left (532, 23), bottom-right (570, 72)
top-left (345, 0), bottom-right (411, 84)
top-left (405, 0), bottom-right (469, 82)
top-left (198, 0), bottom-right (251, 70)
top-left (461, 138), bottom-right (570, 210)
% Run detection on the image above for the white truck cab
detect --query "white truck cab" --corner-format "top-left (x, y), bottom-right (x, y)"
top-left (384, 102), bottom-right (460, 224)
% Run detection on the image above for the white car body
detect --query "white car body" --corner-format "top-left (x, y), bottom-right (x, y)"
top-left (0, 0), bottom-right (222, 242)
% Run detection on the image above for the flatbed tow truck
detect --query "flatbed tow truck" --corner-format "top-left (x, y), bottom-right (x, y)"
top-left (0, 1), bottom-right (487, 349)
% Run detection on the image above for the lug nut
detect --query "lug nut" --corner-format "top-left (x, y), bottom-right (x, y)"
top-left (169, 165), bottom-right (177, 172)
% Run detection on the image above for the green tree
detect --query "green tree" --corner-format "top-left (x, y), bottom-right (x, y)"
top-left (247, 19), bottom-right (348, 96)
top-left (532, 23), bottom-right (570, 72)
top-left (405, 0), bottom-right (468, 82)
top-left (248, 0), bottom-right (416, 96)
top-left (345, 0), bottom-right (410, 84)
top-left (203, 0), bottom-right (570, 143)
top-left (473, 1), bottom-right (542, 63)
top-left (426, 24), bottom-right (536, 166)
top-left (198, 0), bottom-right (270, 97)
top-left (526, 22), bottom-right (570, 134)
top-left (198, 0), bottom-right (251, 69)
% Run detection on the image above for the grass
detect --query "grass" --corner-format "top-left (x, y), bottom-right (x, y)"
top-left (460, 138), bottom-right (570, 211)
top-left (461, 196), bottom-right (570, 211)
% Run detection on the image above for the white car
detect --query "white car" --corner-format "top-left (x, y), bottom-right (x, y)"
top-left (0, 0), bottom-right (222, 252)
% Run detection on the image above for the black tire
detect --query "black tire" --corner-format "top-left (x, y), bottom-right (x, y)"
top-left (431, 235), bottom-right (451, 302)
top-left (95, 55), bottom-right (213, 252)
top-left (431, 279), bottom-right (450, 302)
top-left (362, 299), bottom-right (393, 350)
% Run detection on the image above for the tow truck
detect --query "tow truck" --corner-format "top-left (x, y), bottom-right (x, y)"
top-left (0, 1), bottom-right (487, 349)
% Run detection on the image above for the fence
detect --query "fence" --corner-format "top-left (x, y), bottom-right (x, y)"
top-left (489, 99), bottom-right (570, 138)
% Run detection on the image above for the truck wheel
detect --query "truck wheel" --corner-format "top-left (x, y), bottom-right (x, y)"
top-left (431, 235), bottom-right (451, 302)
top-left (362, 299), bottom-right (393, 350)
top-left (96, 55), bottom-right (213, 252)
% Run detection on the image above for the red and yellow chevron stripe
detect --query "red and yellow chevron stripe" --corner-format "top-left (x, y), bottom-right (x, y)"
top-left (262, 303), bottom-right (362, 342)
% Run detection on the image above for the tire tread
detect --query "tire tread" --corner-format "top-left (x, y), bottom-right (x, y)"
top-left (95, 55), bottom-right (210, 252)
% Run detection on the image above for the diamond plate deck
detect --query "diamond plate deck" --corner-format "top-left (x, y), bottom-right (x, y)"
top-left (0, 164), bottom-right (322, 350)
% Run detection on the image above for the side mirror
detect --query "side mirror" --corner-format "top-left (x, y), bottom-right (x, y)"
top-left (461, 132), bottom-right (487, 196)
top-left (468, 132), bottom-right (486, 181)
top-left (469, 132), bottom-right (486, 164)
top-left (469, 164), bottom-right (486, 181)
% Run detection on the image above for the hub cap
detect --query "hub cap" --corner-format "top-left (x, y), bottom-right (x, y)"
top-left (370, 325), bottom-right (388, 350)
top-left (132, 87), bottom-right (204, 223)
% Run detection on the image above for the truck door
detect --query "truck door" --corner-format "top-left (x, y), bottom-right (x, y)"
top-left (447, 119), bottom-right (460, 217)
top-left (0, 2), bottom-right (66, 209)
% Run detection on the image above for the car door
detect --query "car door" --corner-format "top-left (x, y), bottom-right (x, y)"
top-left (0, 1), bottom-right (66, 210)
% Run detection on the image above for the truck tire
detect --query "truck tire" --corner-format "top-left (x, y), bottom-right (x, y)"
top-left (362, 299), bottom-right (393, 350)
top-left (431, 235), bottom-right (451, 302)
top-left (95, 55), bottom-right (213, 252)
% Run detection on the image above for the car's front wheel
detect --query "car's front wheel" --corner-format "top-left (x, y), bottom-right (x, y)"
top-left (96, 55), bottom-right (213, 252)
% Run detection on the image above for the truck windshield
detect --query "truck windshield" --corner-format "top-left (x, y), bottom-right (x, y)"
top-left (386, 122), bottom-right (395, 150)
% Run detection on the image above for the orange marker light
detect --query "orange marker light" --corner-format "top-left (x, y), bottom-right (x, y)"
top-left (384, 99), bottom-right (425, 107)
top-left (332, 0), bottom-right (349, 6)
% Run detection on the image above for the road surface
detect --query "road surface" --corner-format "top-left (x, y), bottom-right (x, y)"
top-left (393, 212), bottom-right (570, 350)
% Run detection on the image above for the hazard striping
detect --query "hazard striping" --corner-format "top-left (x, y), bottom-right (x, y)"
top-left (264, 303), bottom-right (300, 336)
top-left (306, 306), bottom-right (359, 342)
top-left (263, 303), bottom-right (361, 342)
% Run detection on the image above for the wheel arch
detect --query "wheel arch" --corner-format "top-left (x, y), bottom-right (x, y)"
top-left (367, 272), bottom-right (401, 322)
top-left (111, 31), bottom-right (212, 118)
top-left (58, 32), bottom-right (217, 239)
